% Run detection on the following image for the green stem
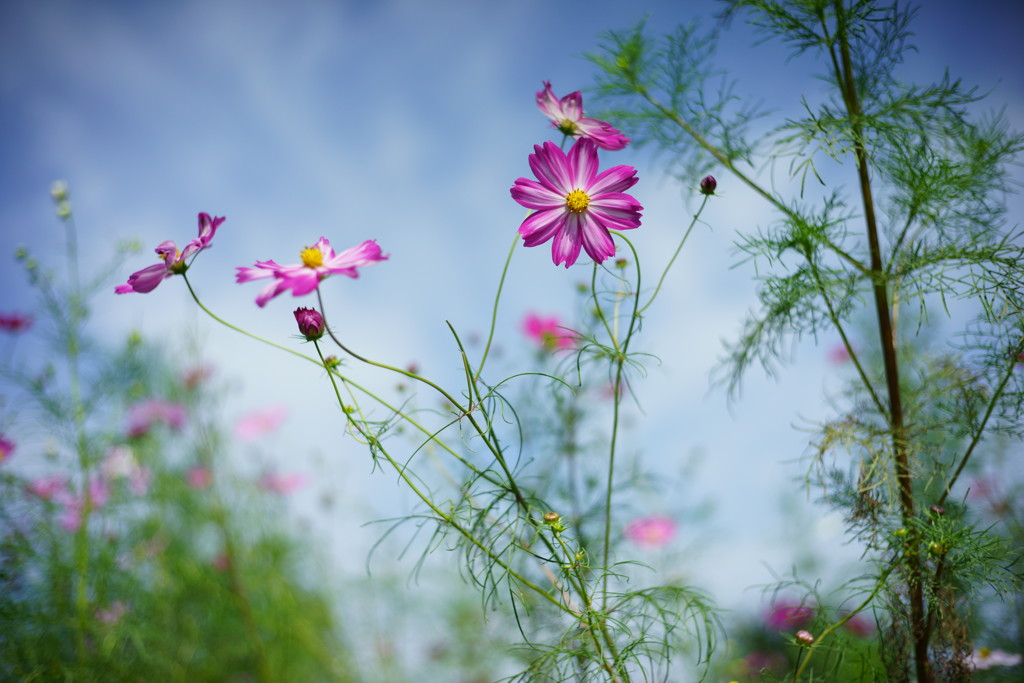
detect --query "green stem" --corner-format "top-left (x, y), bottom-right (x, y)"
top-left (475, 232), bottom-right (520, 381)
top-left (637, 194), bottom-right (707, 316)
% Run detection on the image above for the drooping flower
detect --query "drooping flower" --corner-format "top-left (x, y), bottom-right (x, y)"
top-left (115, 213), bottom-right (224, 294)
top-left (0, 312), bottom-right (34, 333)
top-left (536, 82), bottom-right (629, 151)
top-left (126, 399), bottom-right (187, 438)
top-left (294, 307), bottom-right (326, 341)
top-left (236, 237), bottom-right (387, 308)
top-left (523, 312), bottom-right (577, 351)
top-left (623, 515), bottom-right (677, 548)
top-left (0, 435), bottom-right (14, 463)
top-left (766, 601), bottom-right (815, 630)
top-left (970, 647), bottom-right (1022, 670)
top-left (510, 138), bottom-right (642, 268)
top-left (234, 404), bottom-right (288, 442)
top-left (258, 471), bottom-right (307, 494)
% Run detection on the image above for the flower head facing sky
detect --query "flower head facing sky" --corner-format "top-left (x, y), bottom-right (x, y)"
top-left (536, 82), bottom-right (629, 151)
top-left (511, 138), bottom-right (642, 268)
top-left (116, 213), bottom-right (224, 294)
top-left (236, 238), bottom-right (387, 307)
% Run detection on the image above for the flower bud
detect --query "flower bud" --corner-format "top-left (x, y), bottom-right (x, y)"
top-left (543, 511), bottom-right (560, 524)
top-left (294, 307), bottom-right (325, 341)
top-left (699, 175), bottom-right (717, 195)
top-left (795, 630), bottom-right (815, 645)
top-left (929, 504), bottom-right (945, 516)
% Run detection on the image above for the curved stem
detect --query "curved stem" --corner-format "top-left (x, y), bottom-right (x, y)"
top-left (475, 232), bottom-right (520, 381)
top-left (637, 194), bottom-right (707, 315)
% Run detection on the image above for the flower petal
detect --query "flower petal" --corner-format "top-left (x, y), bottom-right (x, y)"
top-left (510, 178), bottom-right (565, 210)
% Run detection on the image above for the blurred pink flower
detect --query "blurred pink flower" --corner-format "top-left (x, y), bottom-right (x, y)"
top-left (95, 601), bottom-right (129, 625)
top-left (58, 477), bottom-right (110, 531)
top-left (511, 138), bottom-right (642, 268)
top-left (0, 435), bottom-right (14, 463)
top-left (101, 446), bottom-right (150, 495)
top-left (212, 553), bottom-right (232, 572)
top-left (26, 475), bottom-right (68, 500)
top-left (536, 81), bottom-right (629, 151)
top-left (126, 399), bottom-right (187, 438)
top-left (523, 313), bottom-right (577, 351)
top-left (842, 612), bottom-right (875, 637)
top-left (182, 364), bottom-right (213, 390)
top-left (623, 515), bottom-right (677, 548)
top-left (827, 343), bottom-right (852, 364)
top-left (766, 601), bottom-right (815, 630)
top-left (970, 647), bottom-right (1022, 670)
top-left (0, 313), bottom-right (33, 333)
top-left (116, 213), bottom-right (224, 294)
top-left (186, 466), bottom-right (213, 490)
top-left (258, 471), bottom-right (307, 494)
top-left (234, 404), bottom-right (288, 442)
top-left (236, 237), bottom-right (387, 308)
top-left (743, 651), bottom-right (787, 676)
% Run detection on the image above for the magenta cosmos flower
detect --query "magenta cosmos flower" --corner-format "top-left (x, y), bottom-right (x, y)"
top-left (523, 312), bottom-right (577, 351)
top-left (536, 81), bottom-right (629, 151)
top-left (116, 213), bottom-right (224, 294)
top-left (623, 515), bottom-right (677, 548)
top-left (236, 237), bottom-right (387, 308)
top-left (511, 138), bottom-right (642, 268)
top-left (0, 312), bottom-right (33, 333)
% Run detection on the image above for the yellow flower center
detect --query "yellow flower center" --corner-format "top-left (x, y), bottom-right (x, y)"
top-left (565, 189), bottom-right (590, 213)
top-left (300, 247), bottom-right (324, 268)
top-left (979, 647), bottom-right (991, 658)
top-left (557, 119), bottom-right (578, 135)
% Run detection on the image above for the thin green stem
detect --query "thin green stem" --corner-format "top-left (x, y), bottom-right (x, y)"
top-left (638, 195), bottom-right (707, 316)
top-left (475, 232), bottom-right (520, 381)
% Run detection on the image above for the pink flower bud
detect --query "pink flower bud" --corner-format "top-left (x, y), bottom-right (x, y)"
top-left (699, 175), bottom-right (717, 195)
top-left (294, 307), bottom-right (325, 341)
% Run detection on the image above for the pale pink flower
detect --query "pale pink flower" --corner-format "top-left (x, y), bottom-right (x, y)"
top-left (623, 515), bottom-right (677, 548)
top-left (766, 601), bottom-right (815, 630)
top-left (186, 466), bottom-right (213, 490)
top-left (212, 552), bottom-right (231, 572)
top-left (842, 612), bottom-right (875, 637)
top-left (115, 213), bottom-right (224, 294)
top-left (536, 82), bottom-right (629, 151)
top-left (258, 471), bottom-right (307, 494)
top-left (827, 344), bottom-right (852, 364)
top-left (58, 477), bottom-right (110, 531)
top-left (523, 313), bottom-right (577, 351)
top-left (970, 647), bottom-right (1022, 670)
top-left (234, 404), bottom-right (288, 442)
top-left (126, 399), bottom-right (187, 437)
top-left (511, 138), bottom-right (642, 267)
top-left (102, 446), bottom-right (150, 495)
top-left (0, 435), bottom-right (13, 463)
top-left (95, 601), bottom-right (129, 625)
top-left (236, 237), bottom-right (387, 308)
top-left (26, 475), bottom-right (68, 500)
top-left (0, 313), bottom-right (33, 333)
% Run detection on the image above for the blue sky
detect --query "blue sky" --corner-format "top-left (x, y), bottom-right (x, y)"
top-left (2, 0), bottom-right (1023, 611)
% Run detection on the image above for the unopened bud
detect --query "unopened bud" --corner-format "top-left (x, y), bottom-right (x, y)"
top-left (543, 511), bottom-right (560, 524)
top-left (51, 180), bottom-right (69, 201)
top-left (795, 630), bottom-right (815, 645)
top-left (294, 307), bottom-right (325, 341)
top-left (929, 504), bottom-right (945, 516)
top-left (699, 175), bottom-right (717, 195)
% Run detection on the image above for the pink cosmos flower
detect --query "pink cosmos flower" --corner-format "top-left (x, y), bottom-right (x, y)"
top-left (58, 476), bottom-right (110, 532)
top-left (623, 515), bottom-right (677, 548)
top-left (0, 435), bottom-right (14, 463)
top-left (115, 213), bottom-right (224, 294)
top-left (0, 313), bottom-right (33, 333)
top-left (26, 475), bottom-right (68, 500)
top-left (536, 82), bottom-right (629, 151)
top-left (234, 404), bottom-right (288, 442)
top-left (510, 138), bottom-right (642, 268)
top-left (235, 237), bottom-right (387, 308)
top-left (101, 446), bottom-right (150, 495)
top-left (186, 466), bottom-right (213, 490)
top-left (523, 313), bottom-right (577, 351)
top-left (212, 552), bottom-right (231, 572)
top-left (126, 399), bottom-right (187, 438)
top-left (766, 601), bottom-right (815, 630)
top-left (182, 364), bottom-right (213, 390)
top-left (258, 471), bottom-right (307, 494)
top-left (970, 647), bottom-right (1022, 670)
top-left (827, 343), bottom-right (853, 364)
